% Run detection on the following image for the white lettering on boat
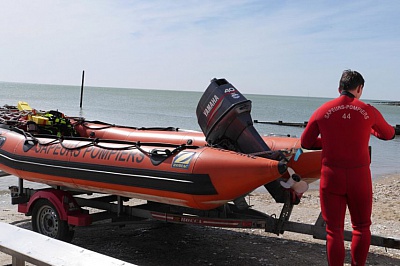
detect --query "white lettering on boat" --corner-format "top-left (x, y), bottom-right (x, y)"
top-left (203, 95), bottom-right (220, 117)
top-left (33, 144), bottom-right (145, 163)
top-left (224, 87), bottom-right (240, 99)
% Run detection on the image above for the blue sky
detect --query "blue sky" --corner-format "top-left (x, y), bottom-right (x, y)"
top-left (1, 1), bottom-right (399, 100)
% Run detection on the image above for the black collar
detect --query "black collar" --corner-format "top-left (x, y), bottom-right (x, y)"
top-left (340, 90), bottom-right (355, 98)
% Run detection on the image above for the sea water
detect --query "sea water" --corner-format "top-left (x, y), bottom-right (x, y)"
top-left (0, 81), bottom-right (398, 192)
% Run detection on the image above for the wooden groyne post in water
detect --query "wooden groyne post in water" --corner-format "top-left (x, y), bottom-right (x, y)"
top-left (80, 70), bottom-right (85, 108)
top-left (253, 120), bottom-right (308, 128)
top-left (254, 120), bottom-right (399, 136)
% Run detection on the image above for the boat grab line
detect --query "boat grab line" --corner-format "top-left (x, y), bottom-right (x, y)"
top-left (0, 153), bottom-right (193, 184)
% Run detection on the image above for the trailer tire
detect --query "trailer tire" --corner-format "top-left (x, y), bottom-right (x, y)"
top-left (31, 199), bottom-right (74, 242)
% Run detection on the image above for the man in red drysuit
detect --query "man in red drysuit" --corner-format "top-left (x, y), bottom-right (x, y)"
top-left (301, 70), bottom-right (395, 265)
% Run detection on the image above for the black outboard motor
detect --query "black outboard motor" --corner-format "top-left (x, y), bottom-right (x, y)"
top-left (197, 78), bottom-right (286, 167)
top-left (196, 78), bottom-right (268, 155)
top-left (196, 78), bottom-right (288, 203)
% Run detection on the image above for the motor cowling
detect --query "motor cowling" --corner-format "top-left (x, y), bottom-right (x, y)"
top-left (196, 79), bottom-right (269, 153)
top-left (196, 78), bottom-right (286, 167)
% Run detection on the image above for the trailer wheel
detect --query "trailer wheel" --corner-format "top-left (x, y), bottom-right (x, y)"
top-left (31, 199), bottom-right (74, 242)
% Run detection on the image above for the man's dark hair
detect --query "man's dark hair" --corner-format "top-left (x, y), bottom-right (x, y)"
top-left (339, 70), bottom-right (365, 91)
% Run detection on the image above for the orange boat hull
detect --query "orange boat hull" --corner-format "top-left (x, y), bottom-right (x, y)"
top-left (73, 120), bottom-right (321, 183)
top-left (0, 129), bottom-right (285, 210)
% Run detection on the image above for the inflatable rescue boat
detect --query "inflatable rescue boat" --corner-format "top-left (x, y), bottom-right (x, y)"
top-left (0, 78), bottom-right (321, 210)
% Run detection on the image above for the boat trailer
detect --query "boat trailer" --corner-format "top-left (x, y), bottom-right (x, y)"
top-left (9, 180), bottom-right (400, 250)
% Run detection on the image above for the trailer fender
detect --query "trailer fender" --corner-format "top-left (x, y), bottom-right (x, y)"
top-left (18, 188), bottom-right (91, 226)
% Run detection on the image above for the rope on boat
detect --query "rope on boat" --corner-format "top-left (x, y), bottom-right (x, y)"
top-left (74, 119), bottom-right (180, 132)
top-left (18, 129), bottom-right (189, 164)
top-left (0, 107), bottom-right (32, 126)
top-left (250, 149), bottom-right (294, 158)
top-left (248, 149), bottom-right (294, 163)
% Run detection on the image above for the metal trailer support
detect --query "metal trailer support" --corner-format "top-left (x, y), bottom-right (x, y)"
top-left (10, 185), bottom-right (400, 250)
top-left (279, 215), bottom-right (400, 249)
top-left (0, 170), bottom-right (11, 177)
top-left (75, 192), bottom-right (400, 250)
top-left (266, 196), bottom-right (400, 250)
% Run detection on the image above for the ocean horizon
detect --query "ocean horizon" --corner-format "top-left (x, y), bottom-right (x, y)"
top-left (0, 81), bottom-right (398, 192)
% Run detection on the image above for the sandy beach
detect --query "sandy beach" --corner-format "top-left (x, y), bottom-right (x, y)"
top-left (0, 174), bottom-right (399, 266)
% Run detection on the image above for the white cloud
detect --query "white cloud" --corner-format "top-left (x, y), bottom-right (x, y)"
top-left (0, 1), bottom-right (399, 100)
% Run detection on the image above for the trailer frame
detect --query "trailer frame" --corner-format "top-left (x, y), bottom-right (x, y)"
top-left (9, 178), bottom-right (400, 250)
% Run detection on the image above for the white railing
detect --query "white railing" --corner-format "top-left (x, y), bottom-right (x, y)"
top-left (0, 222), bottom-right (136, 266)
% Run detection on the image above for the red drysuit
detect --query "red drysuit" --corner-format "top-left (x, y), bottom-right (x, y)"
top-left (301, 91), bottom-right (395, 266)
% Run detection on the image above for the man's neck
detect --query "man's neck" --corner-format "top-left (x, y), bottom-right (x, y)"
top-left (340, 90), bottom-right (356, 98)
